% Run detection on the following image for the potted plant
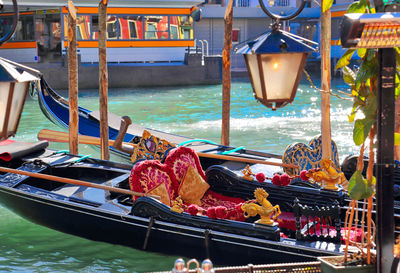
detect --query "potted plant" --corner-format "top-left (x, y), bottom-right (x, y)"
top-left (316, 0), bottom-right (400, 270)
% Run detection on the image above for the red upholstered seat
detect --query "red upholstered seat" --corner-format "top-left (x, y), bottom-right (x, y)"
top-left (130, 146), bottom-right (245, 221)
top-left (164, 146), bottom-right (245, 221)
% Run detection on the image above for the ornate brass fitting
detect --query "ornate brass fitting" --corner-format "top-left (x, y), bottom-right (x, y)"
top-left (308, 158), bottom-right (347, 190)
top-left (171, 196), bottom-right (185, 213)
top-left (241, 165), bottom-right (254, 181)
top-left (241, 188), bottom-right (281, 226)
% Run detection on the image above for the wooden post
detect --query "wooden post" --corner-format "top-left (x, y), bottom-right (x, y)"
top-left (67, 0), bottom-right (78, 155)
top-left (320, 0), bottom-right (332, 160)
top-left (221, 0), bottom-right (233, 146)
top-left (99, 0), bottom-right (110, 160)
top-left (376, 48), bottom-right (396, 273)
top-left (395, 97), bottom-right (400, 160)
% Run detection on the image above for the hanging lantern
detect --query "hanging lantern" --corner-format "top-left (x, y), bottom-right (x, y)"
top-left (236, 0), bottom-right (317, 110)
top-left (236, 26), bottom-right (316, 110)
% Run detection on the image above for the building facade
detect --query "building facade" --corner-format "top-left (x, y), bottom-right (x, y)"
top-left (194, 0), bottom-right (354, 71)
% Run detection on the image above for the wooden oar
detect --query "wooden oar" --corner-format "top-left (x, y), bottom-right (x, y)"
top-left (38, 129), bottom-right (135, 150)
top-left (0, 166), bottom-right (160, 200)
top-left (197, 152), bottom-right (298, 169)
top-left (38, 129), bottom-right (298, 169)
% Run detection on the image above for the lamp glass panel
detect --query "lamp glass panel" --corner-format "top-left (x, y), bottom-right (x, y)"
top-left (260, 52), bottom-right (304, 100)
top-left (0, 82), bottom-right (11, 133)
top-left (8, 82), bottom-right (28, 133)
top-left (246, 54), bottom-right (263, 99)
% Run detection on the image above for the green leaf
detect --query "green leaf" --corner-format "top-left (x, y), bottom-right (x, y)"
top-left (362, 92), bottom-right (377, 119)
top-left (335, 50), bottom-right (355, 70)
top-left (395, 47), bottom-right (400, 66)
top-left (355, 56), bottom-right (378, 90)
top-left (396, 71), bottom-right (400, 99)
top-left (322, 0), bottom-right (334, 12)
top-left (342, 66), bottom-right (356, 85)
top-left (357, 48), bottom-right (367, 59)
top-left (395, 133), bottom-right (400, 146)
top-left (348, 170), bottom-right (366, 200)
top-left (347, 0), bottom-right (368, 13)
top-left (348, 113), bottom-right (356, 123)
top-left (353, 118), bottom-right (374, 145)
top-left (348, 170), bottom-right (374, 200)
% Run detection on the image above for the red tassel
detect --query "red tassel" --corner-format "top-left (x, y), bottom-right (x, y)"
top-left (272, 174), bottom-right (281, 186)
top-left (187, 204), bottom-right (199, 215)
top-left (206, 207), bottom-right (216, 219)
top-left (215, 206), bottom-right (227, 219)
top-left (280, 174), bottom-right (291, 186)
top-left (300, 170), bottom-right (308, 181)
top-left (255, 172), bottom-right (266, 182)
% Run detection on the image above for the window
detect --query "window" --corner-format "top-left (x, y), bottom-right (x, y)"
top-left (61, 13), bottom-right (195, 42)
top-left (144, 16), bottom-right (168, 39)
top-left (91, 15), bottom-right (98, 39)
top-left (0, 15), bottom-right (34, 41)
top-left (0, 16), bottom-right (14, 40)
top-left (107, 16), bottom-right (118, 39)
top-left (76, 15), bottom-right (91, 40)
top-left (13, 15), bottom-right (34, 41)
top-left (232, 28), bottom-right (240, 44)
top-left (119, 16), bottom-right (143, 39)
top-left (170, 16), bottom-right (193, 40)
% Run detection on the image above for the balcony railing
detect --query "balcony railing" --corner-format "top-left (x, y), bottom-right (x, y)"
top-left (234, 0), bottom-right (250, 6)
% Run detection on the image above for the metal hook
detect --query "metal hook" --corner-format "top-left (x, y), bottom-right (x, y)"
top-left (258, 0), bottom-right (307, 21)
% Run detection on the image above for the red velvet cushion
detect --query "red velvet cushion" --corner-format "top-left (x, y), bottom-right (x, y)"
top-left (129, 160), bottom-right (179, 205)
top-left (164, 146), bottom-right (206, 185)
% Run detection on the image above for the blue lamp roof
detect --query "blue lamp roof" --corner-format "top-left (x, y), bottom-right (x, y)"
top-left (0, 57), bottom-right (39, 82)
top-left (236, 29), bottom-right (316, 54)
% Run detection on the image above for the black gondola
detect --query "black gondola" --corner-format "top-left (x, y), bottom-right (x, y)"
top-left (0, 140), bottom-right (348, 265)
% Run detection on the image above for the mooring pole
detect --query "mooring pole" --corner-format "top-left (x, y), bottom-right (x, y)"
top-left (67, 0), bottom-right (78, 155)
top-left (376, 48), bottom-right (395, 273)
top-left (98, 0), bottom-right (110, 160)
top-left (221, 0), bottom-right (233, 146)
top-left (320, 0), bottom-right (332, 161)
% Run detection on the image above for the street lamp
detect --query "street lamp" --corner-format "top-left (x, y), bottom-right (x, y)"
top-left (0, 58), bottom-right (39, 141)
top-left (340, 10), bottom-right (400, 273)
top-left (340, 12), bottom-right (400, 48)
top-left (236, 0), bottom-right (317, 110)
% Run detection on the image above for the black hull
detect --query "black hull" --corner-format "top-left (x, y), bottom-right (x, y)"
top-left (0, 186), bottom-right (340, 265)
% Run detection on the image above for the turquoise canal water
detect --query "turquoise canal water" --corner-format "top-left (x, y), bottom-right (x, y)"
top-left (1, 77), bottom-right (356, 272)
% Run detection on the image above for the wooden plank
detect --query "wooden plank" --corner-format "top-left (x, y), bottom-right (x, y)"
top-left (98, 0), bottom-right (110, 160)
top-left (221, 0), bottom-right (233, 146)
top-left (67, 0), bottom-right (79, 155)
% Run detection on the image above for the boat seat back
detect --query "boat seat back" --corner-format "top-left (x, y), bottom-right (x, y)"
top-left (164, 146), bottom-right (207, 183)
top-left (131, 130), bottom-right (175, 164)
top-left (282, 135), bottom-right (340, 177)
top-left (293, 198), bottom-right (341, 243)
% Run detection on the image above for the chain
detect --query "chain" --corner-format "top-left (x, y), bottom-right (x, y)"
top-left (303, 69), bottom-right (353, 101)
